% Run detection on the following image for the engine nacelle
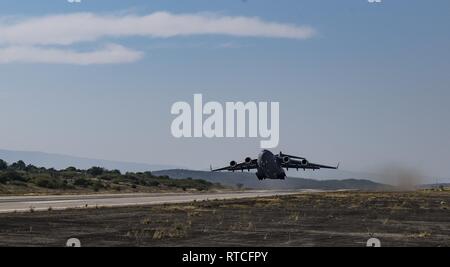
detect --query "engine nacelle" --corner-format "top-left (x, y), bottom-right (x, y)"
top-left (230, 161), bottom-right (237, 167)
top-left (301, 159), bottom-right (309, 166)
top-left (283, 156), bottom-right (290, 164)
top-left (245, 157), bottom-right (252, 163)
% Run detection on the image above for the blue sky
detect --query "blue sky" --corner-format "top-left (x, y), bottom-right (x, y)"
top-left (0, 0), bottom-right (449, 181)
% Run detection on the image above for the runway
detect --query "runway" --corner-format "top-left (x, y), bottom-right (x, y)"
top-left (0, 190), bottom-right (302, 213)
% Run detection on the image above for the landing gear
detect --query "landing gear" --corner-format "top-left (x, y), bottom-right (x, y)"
top-left (256, 173), bottom-right (265, 181)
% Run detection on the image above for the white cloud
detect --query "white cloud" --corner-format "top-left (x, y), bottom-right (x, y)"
top-left (0, 11), bottom-right (316, 65)
top-left (0, 12), bottom-right (316, 46)
top-left (0, 44), bottom-right (143, 65)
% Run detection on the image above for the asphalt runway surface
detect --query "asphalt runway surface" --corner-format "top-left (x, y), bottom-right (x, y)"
top-left (0, 190), bottom-right (303, 213)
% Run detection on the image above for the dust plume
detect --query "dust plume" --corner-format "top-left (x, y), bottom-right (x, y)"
top-left (378, 165), bottom-right (424, 191)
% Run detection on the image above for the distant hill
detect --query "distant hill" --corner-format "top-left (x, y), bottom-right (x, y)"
top-left (153, 169), bottom-right (391, 191)
top-left (0, 149), bottom-right (179, 173)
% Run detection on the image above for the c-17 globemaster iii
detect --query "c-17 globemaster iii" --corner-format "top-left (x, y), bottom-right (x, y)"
top-left (212, 150), bottom-right (339, 180)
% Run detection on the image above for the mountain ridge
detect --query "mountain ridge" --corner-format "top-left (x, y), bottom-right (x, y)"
top-left (154, 169), bottom-right (391, 190)
top-left (0, 149), bottom-right (178, 173)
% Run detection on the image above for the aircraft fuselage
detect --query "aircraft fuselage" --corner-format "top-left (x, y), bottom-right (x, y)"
top-left (256, 150), bottom-right (286, 180)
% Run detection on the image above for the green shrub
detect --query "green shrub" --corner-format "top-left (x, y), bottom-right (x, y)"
top-left (147, 180), bottom-right (160, 187)
top-left (34, 177), bottom-right (62, 189)
top-left (0, 159), bottom-right (8, 170)
top-left (87, 167), bottom-right (104, 176)
top-left (74, 178), bottom-right (92, 188)
top-left (9, 160), bottom-right (26, 171)
top-left (92, 181), bottom-right (104, 192)
top-left (65, 167), bottom-right (78, 172)
top-left (25, 164), bottom-right (39, 172)
top-left (0, 171), bottom-right (27, 183)
top-left (0, 175), bottom-right (8, 184)
top-left (110, 169), bottom-right (121, 175)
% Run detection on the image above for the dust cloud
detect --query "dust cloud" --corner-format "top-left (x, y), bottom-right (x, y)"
top-left (377, 166), bottom-right (424, 191)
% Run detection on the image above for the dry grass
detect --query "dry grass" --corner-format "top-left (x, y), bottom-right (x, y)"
top-left (0, 191), bottom-right (449, 247)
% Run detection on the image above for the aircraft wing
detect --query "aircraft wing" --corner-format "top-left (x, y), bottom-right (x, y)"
top-left (211, 159), bottom-right (258, 172)
top-left (309, 163), bottom-right (339, 170)
top-left (282, 160), bottom-right (339, 170)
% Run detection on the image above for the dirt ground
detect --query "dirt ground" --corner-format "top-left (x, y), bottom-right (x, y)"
top-left (0, 191), bottom-right (448, 247)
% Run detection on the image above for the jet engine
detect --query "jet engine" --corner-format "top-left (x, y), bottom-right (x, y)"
top-left (245, 157), bottom-right (252, 164)
top-left (230, 161), bottom-right (237, 167)
top-left (283, 156), bottom-right (290, 163)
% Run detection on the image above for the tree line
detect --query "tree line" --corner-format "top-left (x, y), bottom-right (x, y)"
top-left (0, 159), bottom-right (217, 192)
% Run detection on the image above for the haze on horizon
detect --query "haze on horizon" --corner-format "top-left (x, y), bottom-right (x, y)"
top-left (0, 0), bottom-right (449, 183)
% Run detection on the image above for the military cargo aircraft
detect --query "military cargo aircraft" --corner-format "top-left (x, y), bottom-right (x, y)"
top-left (212, 150), bottom-right (339, 180)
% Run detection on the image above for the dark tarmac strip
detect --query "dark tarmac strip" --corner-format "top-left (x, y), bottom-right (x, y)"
top-left (0, 190), bottom-right (305, 213)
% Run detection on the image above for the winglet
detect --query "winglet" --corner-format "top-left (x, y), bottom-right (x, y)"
top-left (336, 162), bottom-right (340, 169)
top-left (210, 165), bottom-right (213, 172)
